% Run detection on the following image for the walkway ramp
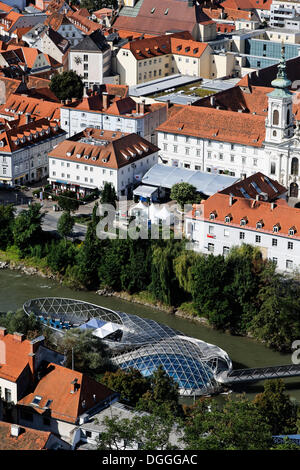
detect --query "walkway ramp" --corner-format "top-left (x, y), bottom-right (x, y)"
top-left (216, 364), bottom-right (300, 384)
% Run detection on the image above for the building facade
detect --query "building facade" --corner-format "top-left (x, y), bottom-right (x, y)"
top-left (48, 128), bottom-right (159, 197)
top-left (0, 119), bottom-right (66, 187)
top-left (185, 192), bottom-right (300, 272)
top-left (157, 46), bottom-right (300, 198)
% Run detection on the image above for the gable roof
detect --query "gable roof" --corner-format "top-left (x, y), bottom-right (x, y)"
top-left (190, 192), bottom-right (299, 239)
top-left (113, 0), bottom-right (213, 36)
top-left (0, 333), bottom-right (33, 382)
top-left (0, 94), bottom-right (63, 121)
top-left (0, 422), bottom-right (51, 450)
top-left (157, 104), bottom-right (266, 147)
top-left (18, 363), bottom-right (115, 424)
top-left (48, 129), bottom-right (159, 170)
top-left (71, 29), bottom-right (109, 52)
top-left (219, 172), bottom-right (287, 201)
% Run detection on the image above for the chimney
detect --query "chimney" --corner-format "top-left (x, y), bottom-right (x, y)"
top-left (256, 194), bottom-right (259, 201)
top-left (10, 424), bottom-right (21, 438)
top-left (71, 378), bottom-right (79, 394)
top-left (210, 95), bottom-right (215, 107)
top-left (271, 202), bottom-right (275, 210)
top-left (13, 332), bottom-right (24, 342)
top-left (25, 112), bottom-right (30, 124)
top-left (0, 327), bottom-right (6, 337)
top-left (140, 99), bottom-right (145, 114)
top-left (102, 91), bottom-right (109, 110)
top-left (229, 195), bottom-right (233, 206)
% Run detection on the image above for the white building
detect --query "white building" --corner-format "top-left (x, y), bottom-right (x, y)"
top-left (0, 118), bottom-right (66, 187)
top-left (157, 46), bottom-right (300, 197)
top-left (270, 0), bottom-right (300, 28)
top-left (44, 13), bottom-right (84, 47)
top-left (185, 192), bottom-right (300, 273)
top-left (69, 30), bottom-right (111, 89)
top-left (60, 92), bottom-right (167, 144)
top-left (48, 128), bottom-right (159, 197)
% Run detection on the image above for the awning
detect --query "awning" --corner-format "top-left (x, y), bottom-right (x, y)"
top-left (133, 185), bottom-right (158, 198)
top-left (14, 174), bottom-right (27, 180)
top-left (0, 177), bottom-right (12, 181)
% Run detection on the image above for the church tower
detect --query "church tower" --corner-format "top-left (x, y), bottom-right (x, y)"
top-left (265, 44), bottom-right (294, 143)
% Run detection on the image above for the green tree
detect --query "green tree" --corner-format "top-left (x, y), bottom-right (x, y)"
top-left (57, 329), bottom-right (110, 377)
top-left (254, 380), bottom-right (298, 435)
top-left (182, 396), bottom-right (273, 450)
top-left (173, 250), bottom-right (200, 295)
top-left (98, 239), bottom-right (131, 291)
top-left (149, 240), bottom-right (184, 306)
top-left (57, 211), bottom-right (74, 239)
top-left (251, 270), bottom-right (300, 351)
top-left (100, 369), bottom-right (151, 406)
top-left (100, 182), bottom-right (117, 208)
top-left (57, 190), bottom-right (80, 213)
top-left (170, 182), bottom-right (198, 210)
top-left (97, 410), bottom-right (179, 450)
top-left (190, 254), bottom-right (232, 329)
top-left (137, 365), bottom-right (181, 416)
top-left (50, 70), bottom-right (84, 101)
top-left (0, 204), bottom-right (15, 249)
top-left (75, 203), bottom-right (105, 289)
top-left (46, 239), bottom-right (76, 274)
top-left (13, 203), bottom-right (44, 255)
top-left (271, 439), bottom-right (300, 450)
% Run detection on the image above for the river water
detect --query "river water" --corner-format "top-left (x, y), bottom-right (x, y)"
top-left (1, 269), bottom-right (300, 403)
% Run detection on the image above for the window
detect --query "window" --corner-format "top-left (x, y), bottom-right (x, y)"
top-left (224, 229), bottom-right (229, 237)
top-left (31, 395), bottom-right (42, 406)
top-left (272, 257), bottom-right (278, 265)
top-left (291, 157), bottom-right (299, 176)
top-left (219, 153), bottom-right (223, 160)
top-left (270, 162), bottom-right (276, 175)
top-left (273, 225), bottom-right (279, 233)
top-left (272, 238), bottom-right (277, 246)
top-left (163, 143), bottom-right (168, 151)
top-left (240, 232), bottom-right (245, 240)
top-left (286, 259), bottom-right (293, 270)
top-left (223, 246), bottom-right (230, 256)
top-left (273, 109), bottom-right (279, 125)
top-left (255, 235), bottom-right (261, 243)
top-left (289, 228), bottom-right (295, 236)
top-left (288, 241), bottom-right (294, 250)
top-left (230, 155), bottom-right (234, 162)
top-left (240, 218), bottom-right (247, 226)
top-left (253, 158), bottom-right (257, 166)
top-left (208, 243), bottom-right (214, 252)
top-left (5, 388), bottom-right (11, 402)
top-left (209, 212), bottom-right (216, 220)
top-left (207, 152), bottom-right (211, 159)
top-left (185, 148), bottom-right (189, 155)
top-left (208, 225), bottom-right (214, 234)
top-left (173, 146), bottom-right (178, 153)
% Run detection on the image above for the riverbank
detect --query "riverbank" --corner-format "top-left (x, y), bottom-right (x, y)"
top-left (0, 249), bottom-right (211, 326)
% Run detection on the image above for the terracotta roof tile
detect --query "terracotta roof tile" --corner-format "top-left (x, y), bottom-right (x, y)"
top-left (0, 422), bottom-right (51, 450)
top-left (219, 172), bottom-right (287, 201)
top-left (190, 192), bottom-right (300, 239)
top-left (0, 333), bottom-right (33, 382)
top-left (157, 104), bottom-right (266, 147)
top-left (18, 363), bottom-right (115, 424)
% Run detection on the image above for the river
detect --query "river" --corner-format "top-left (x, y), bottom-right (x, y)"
top-left (1, 268), bottom-right (300, 403)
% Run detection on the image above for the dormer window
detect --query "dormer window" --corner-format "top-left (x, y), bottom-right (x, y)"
top-left (289, 227), bottom-right (296, 236)
top-left (240, 218), bottom-right (247, 226)
top-left (256, 220), bottom-right (263, 229)
top-left (225, 215), bottom-right (231, 223)
top-left (209, 212), bottom-right (216, 220)
top-left (273, 224), bottom-right (279, 233)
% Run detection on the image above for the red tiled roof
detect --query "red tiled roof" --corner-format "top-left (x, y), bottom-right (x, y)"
top-left (190, 192), bottom-right (300, 239)
top-left (157, 104), bottom-right (266, 147)
top-left (171, 37), bottom-right (208, 58)
top-left (0, 118), bottom-right (64, 153)
top-left (0, 93), bottom-right (62, 121)
top-left (48, 129), bottom-right (159, 170)
top-left (219, 172), bottom-right (287, 201)
top-left (18, 363), bottom-right (115, 424)
top-left (0, 333), bottom-right (33, 382)
top-left (0, 422), bottom-right (51, 450)
top-left (113, 0), bottom-right (213, 36)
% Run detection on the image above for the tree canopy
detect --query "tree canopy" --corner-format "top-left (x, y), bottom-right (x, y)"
top-left (170, 182), bottom-right (199, 210)
top-left (50, 71), bottom-right (84, 101)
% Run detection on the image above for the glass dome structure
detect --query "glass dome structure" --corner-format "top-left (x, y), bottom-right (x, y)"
top-left (23, 297), bottom-right (232, 396)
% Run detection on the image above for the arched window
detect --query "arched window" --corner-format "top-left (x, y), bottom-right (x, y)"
top-left (273, 109), bottom-right (279, 125)
top-left (273, 130), bottom-right (277, 136)
top-left (291, 157), bottom-right (299, 176)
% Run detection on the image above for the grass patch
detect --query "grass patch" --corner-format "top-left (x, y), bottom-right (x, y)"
top-left (177, 301), bottom-right (198, 317)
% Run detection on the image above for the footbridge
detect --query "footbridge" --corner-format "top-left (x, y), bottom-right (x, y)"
top-left (216, 364), bottom-right (300, 384)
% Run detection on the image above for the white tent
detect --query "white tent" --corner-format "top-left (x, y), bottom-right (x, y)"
top-left (149, 204), bottom-right (174, 225)
top-left (129, 200), bottom-right (148, 218)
